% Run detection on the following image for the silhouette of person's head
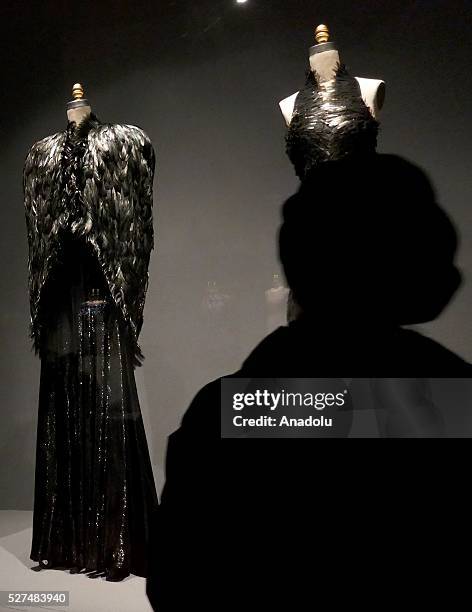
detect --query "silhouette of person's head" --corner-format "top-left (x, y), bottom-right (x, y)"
top-left (279, 154), bottom-right (461, 327)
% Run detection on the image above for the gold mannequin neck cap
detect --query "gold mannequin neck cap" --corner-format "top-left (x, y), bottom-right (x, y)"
top-left (315, 24), bottom-right (330, 44)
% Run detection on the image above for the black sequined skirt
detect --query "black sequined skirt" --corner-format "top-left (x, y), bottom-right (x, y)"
top-left (31, 234), bottom-right (158, 579)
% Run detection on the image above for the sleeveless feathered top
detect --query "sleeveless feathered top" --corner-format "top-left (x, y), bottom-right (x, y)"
top-left (286, 64), bottom-right (379, 180)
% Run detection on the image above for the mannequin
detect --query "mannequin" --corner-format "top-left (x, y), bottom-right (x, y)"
top-left (279, 24), bottom-right (385, 125)
top-left (281, 23), bottom-right (384, 317)
top-left (24, 84), bottom-right (158, 581)
top-left (66, 82), bottom-right (92, 125)
top-left (278, 30), bottom-right (445, 438)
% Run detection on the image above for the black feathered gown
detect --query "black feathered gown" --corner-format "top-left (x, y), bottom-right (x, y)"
top-left (26, 119), bottom-right (158, 580)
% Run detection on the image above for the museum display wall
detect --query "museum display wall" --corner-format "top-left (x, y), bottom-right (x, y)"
top-left (1, 1), bottom-right (472, 508)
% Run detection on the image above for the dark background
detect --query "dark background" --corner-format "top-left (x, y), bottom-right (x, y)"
top-left (1, 0), bottom-right (471, 507)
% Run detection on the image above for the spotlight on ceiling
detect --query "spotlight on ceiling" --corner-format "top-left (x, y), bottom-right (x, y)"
top-left (236, 0), bottom-right (248, 4)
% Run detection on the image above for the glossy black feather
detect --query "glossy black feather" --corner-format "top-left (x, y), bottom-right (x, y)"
top-left (23, 114), bottom-right (156, 360)
top-left (286, 64), bottom-right (379, 180)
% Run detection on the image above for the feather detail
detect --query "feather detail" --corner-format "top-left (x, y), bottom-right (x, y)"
top-left (286, 63), bottom-right (379, 180)
top-left (24, 115), bottom-right (156, 362)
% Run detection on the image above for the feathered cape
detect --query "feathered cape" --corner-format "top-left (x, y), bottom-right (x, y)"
top-left (23, 114), bottom-right (155, 359)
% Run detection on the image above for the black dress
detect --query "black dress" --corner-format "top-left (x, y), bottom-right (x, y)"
top-left (27, 120), bottom-right (158, 581)
top-left (31, 232), bottom-right (157, 579)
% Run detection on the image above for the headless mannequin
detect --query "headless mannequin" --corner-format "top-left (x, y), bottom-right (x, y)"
top-left (66, 83), bottom-right (92, 126)
top-left (282, 27), bottom-right (385, 327)
top-left (65, 83), bottom-right (103, 307)
top-left (279, 30), bottom-right (444, 438)
top-left (279, 25), bottom-right (385, 125)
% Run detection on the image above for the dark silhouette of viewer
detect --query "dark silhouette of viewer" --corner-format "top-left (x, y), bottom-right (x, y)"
top-left (146, 154), bottom-right (472, 610)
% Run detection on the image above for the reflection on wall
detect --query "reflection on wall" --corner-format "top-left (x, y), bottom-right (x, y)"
top-left (265, 273), bottom-right (289, 333)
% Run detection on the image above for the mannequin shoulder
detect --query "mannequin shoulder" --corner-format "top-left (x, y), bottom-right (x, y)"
top-left (279, 92), bottom-right (299, 126)
top-left (279, 76), bottom-right (386, 124)
top-left (95, 123), bottom-right (153, 146)
top-left (24, 131), bottom-right (64, 172)
top-left (355, 77), bottom-right (386, 117)
top-left (93, 123), bottom-right (155, 162)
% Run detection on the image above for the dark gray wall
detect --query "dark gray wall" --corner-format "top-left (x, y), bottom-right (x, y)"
top-left (1, 0), bottom-right (471, 507)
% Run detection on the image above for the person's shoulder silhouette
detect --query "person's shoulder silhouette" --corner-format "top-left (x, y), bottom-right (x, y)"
top-left (146, 154), bottom-right (472, 609)
top-left (276, 153), bottom-right (470, 375)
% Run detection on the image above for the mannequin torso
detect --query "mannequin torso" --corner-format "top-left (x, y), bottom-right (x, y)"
top-left (279, 41), bottom-right (385, 124)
